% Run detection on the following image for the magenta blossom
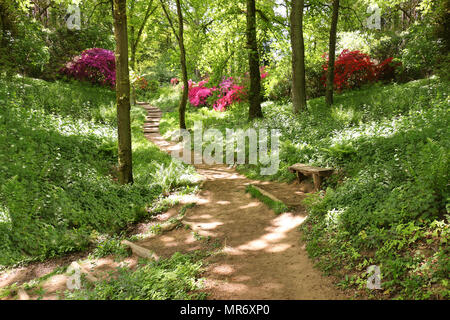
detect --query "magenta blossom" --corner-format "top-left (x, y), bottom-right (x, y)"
top-left (59, 48), bottom-right (116, 88)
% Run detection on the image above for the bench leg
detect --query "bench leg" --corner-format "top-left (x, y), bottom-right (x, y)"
top-left (313, 174), bottom-right (322, 191)
top-left (297, 172), bottom-right (307, 184)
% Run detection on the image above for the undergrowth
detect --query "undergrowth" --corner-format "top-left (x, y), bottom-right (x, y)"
top-left (157, 76), bottom-right (449, 299)
top-left (65, 252), bottom-right (207, 300)
top-left (0, 76), bottom-right (199, 267)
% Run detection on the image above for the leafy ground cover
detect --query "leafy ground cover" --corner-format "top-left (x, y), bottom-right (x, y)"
top-left (157, 76), bottom-right (449, 299)
top-left (65, 252), bottom-right (207, 300)
top-left (0, 76), bottom-right (199, 268)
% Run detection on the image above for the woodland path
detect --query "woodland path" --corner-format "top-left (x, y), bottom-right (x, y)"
top-left (139, 103), bottom-right (347, 300)
top-left (0, 103), bottom-right (348, 300)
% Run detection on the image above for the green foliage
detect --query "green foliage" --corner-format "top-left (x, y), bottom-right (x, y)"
top-left (65, 252), bottom-right (206, 300)
top-left (150, 161), bottom-right (202, 195)
top-left (399, 23), bottom-right (445, 79)
top-left (0, 17), bottom-right (49, 76)
top-left (90, 234), bottom-right (130, 259)
top-left (149, 84), bottom-right (181, 112)
top-left (158, 76), bottom-right (449, 299)
top-left (0, 76), bottom-right (198, 267)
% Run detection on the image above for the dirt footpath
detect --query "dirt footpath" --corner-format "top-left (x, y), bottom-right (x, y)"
top-left (141, 104), bottom-right (347, 300)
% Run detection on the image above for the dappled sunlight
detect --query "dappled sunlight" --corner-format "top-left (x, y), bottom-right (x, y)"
top-left (239, 201), bottom-right (261, 209)
top-left (216, 200), bottom-right (231, 205)
top-left (211, 264), bottom-right (234, 275)
top-left (266, 243), bottom-right (292, 253)
top-left (219, 282), bottom-right (249, 294)
top-left (237, 213), bottom-right (306, 253)
top-left (161, 235), bottom-right (176, 243)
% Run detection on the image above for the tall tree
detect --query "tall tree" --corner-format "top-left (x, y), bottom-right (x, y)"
top-left (290, 0), bottom-right (307, 113)
top-left (113, 0), bottom-right (133, 184)
top-left (129, 0), bottom-right (156, 105)
top-left (325, 0), bottom-right (340, 106)
top-left (160, 0), bottom-right (188, 129)
top-left (246, 0), bottom-right (263, 120)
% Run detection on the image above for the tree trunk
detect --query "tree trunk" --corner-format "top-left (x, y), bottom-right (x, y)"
top-left (325, 0), bottom-right (340, 106)
top-left (130, 26), bottom-right (137, 105)
top-left (246, 0), bottom-right (263, 120)
top-left (176, 0), bottom-right (187, 129)
top-left (113, 0), bottom-right (133, 184)
top-left (290, 0), bottom-right (307, 113)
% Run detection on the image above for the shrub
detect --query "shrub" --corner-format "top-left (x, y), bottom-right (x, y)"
top-left (323, 50), bottom-right (377, 91)
top-left (376, 57), bottom-right (402, 82)
top-left (188, 80), bottom-right (214, 107)
top-left (187, 77), bottom-right (245, 111)
top-left (322, 50), bottom-right (401, 91)
top-left (59, 48), bottom-right (116, 88)
top-left (212, 77), bottom-right (246, 112)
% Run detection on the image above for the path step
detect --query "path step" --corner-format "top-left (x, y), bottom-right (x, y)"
top-left (121, 240), bottom-right (159, 261)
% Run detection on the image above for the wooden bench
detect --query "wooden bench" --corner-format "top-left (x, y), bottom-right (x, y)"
top-left (288, 163), bottom-right (334, 191)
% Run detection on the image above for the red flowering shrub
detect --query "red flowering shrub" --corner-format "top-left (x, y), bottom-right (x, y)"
top-left (59, 48), bottom-right (116, 88)
top-left (136, 76), bottom-right (148, 90)
top-left (170, 78), bottom-right (179, 86)
top-left (322, 50), bottom-right (400, 91)
top-left (322, 50), bottom-right (376, 91)
top-left (375, 57), bottom-right (402, 82)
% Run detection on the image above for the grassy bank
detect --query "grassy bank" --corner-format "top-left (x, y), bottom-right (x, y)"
top-left (0, 76), bottom-right (199, 267)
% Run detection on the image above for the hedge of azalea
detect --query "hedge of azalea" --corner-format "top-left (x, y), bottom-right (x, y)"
top-left (187, 67), bottom-right (268, 111)
top-left (59, 48), bottom-right (116, 88)
top-left (322, 49), bottom-right (401, 91)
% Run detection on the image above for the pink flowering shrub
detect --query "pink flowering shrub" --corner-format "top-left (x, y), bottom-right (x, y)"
top-left (187, 68), bottom-right (267, 111)
top-left (212, 77), bottom-right (246, 112)
top-left (59, 48), bottom-right (116, 88)
top-left (170, 77), bottom-right (179, 86)
top-left (188, 79), bottom-right (214, 107)
top-left (260, 66), bottom-right (269, 79)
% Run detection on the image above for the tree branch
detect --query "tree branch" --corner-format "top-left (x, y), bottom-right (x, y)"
top-left (159, 0), bottom-right (180, 43)
top-left (134, 0), bottom-right (157, 49)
